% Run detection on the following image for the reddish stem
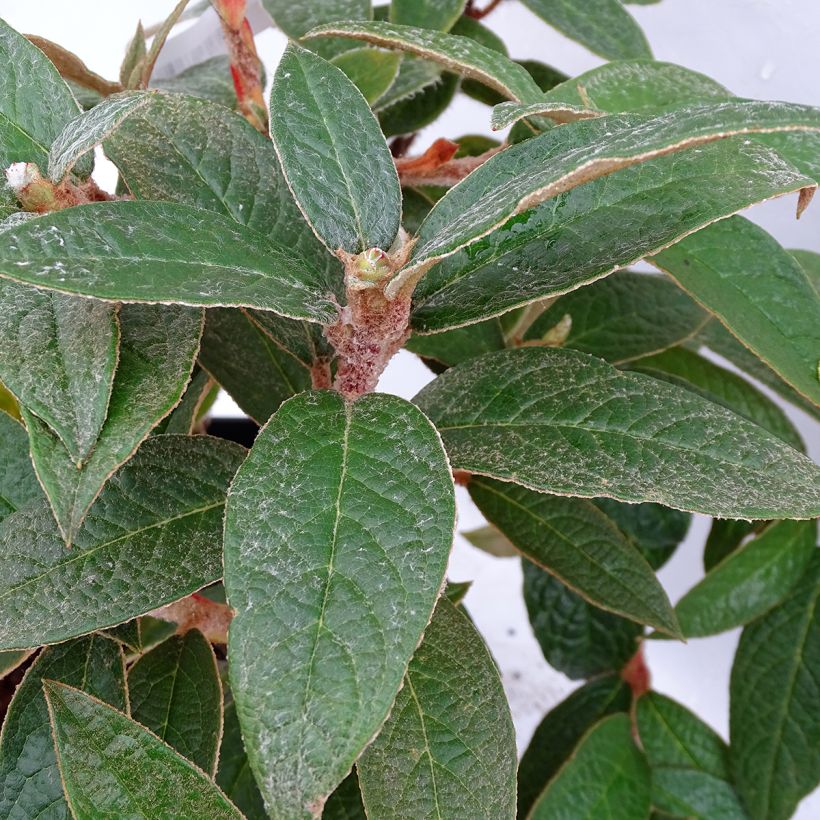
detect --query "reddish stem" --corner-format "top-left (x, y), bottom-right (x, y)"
top-left (622, 646), bottom-right (651, 698)
top-left (466, 0), bottom-right (505, 20)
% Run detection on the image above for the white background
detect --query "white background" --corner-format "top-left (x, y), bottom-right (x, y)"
top-left (1, 1), bottom-right (817, 815)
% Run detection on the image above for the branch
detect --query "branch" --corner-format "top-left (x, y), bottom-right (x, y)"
top-left (395, 138), bottom-right (503, 187)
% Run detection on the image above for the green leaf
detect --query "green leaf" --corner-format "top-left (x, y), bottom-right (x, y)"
top-left (410, 137), bottom-right (811, 333)
top-left (730, 554), bottom-right (820, 820)
top-left (524, 272), bottom-right (708, 364)
top-left (0, 282), bottom-right (119, 464)
top-left (23, 304), bottom-right (201, 544)
top-left (306, 21), bottom-right (544, 102)
top-left (491, 99), bottom-right (600, 130)
top-left (270, 44), bottom-right (401, 255)
top-left (390, 0), bottom-right (466, 32)
top-left (47, 90), bottom-right (152, 182)
top-left (358, 597), bottom-right (517, 818)
top-left (152, 55), bottom-right (238, 109)
top-left (400, 101), bottom-right (820, 286)
top-left (523, 560), bottom-right (643, 680)
top-left (102, 618), bottom-right (143, 652)
top-left (0, 17), bottom-right (84, 179)
top-left (224, 391), bottom-right (456, 819)
top-left (462, 524), bottom-right (519, 557)
top-left (247, 308), bottom-right (333, 369)
top-left (44, 681), bottom-right (242, 819)
top-left (637, 692), bottom-right (747, 819)
top-left (652, 216), bottom-right (820, 406)
top-left (155, 365), bottom-right (214, 435)
top-left (676, 520), bottom-right (817, 637)
top-left (372, 55), bottom-right (443, 112)
top-left (405, 317), bottom-right (505, 367)
top-left (0, 649), bottom-right (31, 679)
top-left (520, 0), bottom-right (650, 59)
top-left (541, 59), bottom-right (731, 112)
top-left (128, 629), bottom-right (222, 775)
top-left (323, 771), bottom-right (367, 820)
top-left (703, 519), bottom-right (760, 573)
top-left (217, 693), bottom-right (267, 820)
top-left (0, 636), bottom-right (126, 820)
top-left (0, 410), bottom-right (43, 522)
top-left (469, 477), bottom-right (679, 634)
top-left (262, 0), bottom-right (372, 38)
top-left (0, 434), bottom-right (245, 650)
top-left (627, 347), bottom-right (804, 451)
top-left (529, 713), bottom-right (651, 819)
top-left (104, 92), bottom-right (341, 296)
top-left (0, 201), bottom-right (338, 320)
top-left (331, 47), bottom-right (401, 104)
top-left (518, 675), bottom-right (631, 817)
top-left (198, 308), bottom-right (311, 424)
top-left (791, 248), bottom-right (820, 294)
top-left (415, 347), bottom-right (820, 519)
top-left (379, 70), bottom-right (459, 137)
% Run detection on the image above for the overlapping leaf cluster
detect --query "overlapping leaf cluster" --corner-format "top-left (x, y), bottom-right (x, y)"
top-left (0, 1), bottom-right (817, 818)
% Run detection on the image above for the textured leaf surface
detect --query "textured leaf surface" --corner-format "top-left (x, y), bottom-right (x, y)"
top-left (270, 44), bottom-right (401, 255)
top-left (0, 636), bottom-right (126, 820)
top-left (0, 411), bottom-right (42, 522)
top-left (372, 56), bottom-right (443, 112)
top-left (791, 248), bottom-right (820, 293)
top-left (0, 434), bottom-right (245, 650)
top-left (703, 519), bottom-right (760, 573)
top-left (44, 682), bottom-right (242, 819)
top-left (410, 138), bottom-right (810, 332)
top-left (415, 347), bottom-right (820, 519)
top-left (224, 391), bottom-right (455, 819)
top-left (627, 347), bottom-right (804, 450)
top-left (524, 560), bottom-right (642, 680)
top-left (198, 308), bottom-right (311, 424)
top-left (105, 92), bottom-right (341, 295)
top-left (262, 0), bottom-right (372, 38)
top-left (379, 71), bottom-right (458, 137)
top-left (306, 21), bottom-right (543, 102)
top-left (525, 272), bottom-right (707, 364)
top-left (128, 630), bottom-right (223, 775)
top-left (730, 554), bottom-right (820, 820)
top-left (0, 649), bottom-right (30, 679)
top-left (470, 477), bottom-right (678, 634)
top-left (331, 48), bottom-right (401, 104)
top-left (156, 365), bottom-right (214, 435)
top-left (247, 308), bottom-right (333, 369)
top-left (405, 317), bottom-right (505, 367)
top-left (390, 0), bottom-right (466, 32)
top-left (402, 101), bottom-right (820, 283)
top-left (676, 520), bottom-right (817, 637)
top-left (358, 597), bottom-right (517, 819)
top-left (0, 18), bottom-right (83, 178)
top-left (23, 304), bottom-right (201, 543)
top-left (217, 694), bottom-right (267, 820)
top-left (652, 216), bottom-right (820, 405)
top-left (528, 713), bottom-right (650, 819)
top-left (518, 675), bottom-right (631, 817)
top-left (152, 55), bottom-right (238, 108)
top-left (520, 0), bottom-right (650, 59)
top-left (0, 282), bottom-right (118, 464)
top-left (637, 692), bottom-right (747, 819)
top-left (0, 201), bottom-right (337, 320)
top-left (47, 91), bottom-right (151, 182)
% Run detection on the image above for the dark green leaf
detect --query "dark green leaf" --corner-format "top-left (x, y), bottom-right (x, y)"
top-left (262, 0), bottom-right (372, 38)
top-left (652, 216), bottom-right (820, 405)
top-left (224, 391), bottom-right (455, 819)
top-left (703, 519), bottom-right (760, 573)
top-left (0, 282), bottom-right (119, 465)
top-left (400, 102), bottom-right (820, 286)
top-left (198, 308), bottom-right (311, 424)
top-left (0, 434), bottom-right (245, 650)
top-left (270, 44), bottom-right (401, 254)
top-left (525, 272), bottom-right (708, 364)
top-left (791, 248), bottom-right (820, 294)
top-left (0, 636), bottom-right (126, 819)
top-left (462, 524), bottom-right (519, 557)
top-left (372, 56), bottom-right (443, 113)
top-left (524, 560), bottom-right (642, 680)
top-left (246, 308), bottom-right (333, 370)
top-left (470, 477), bottom-right (679, 634)
top-left (331, 47), bottom-right (401, 103)
top-left (44, 682), bottom-right (242, 818)
top-left (155, 365), bottom-right (214, 435)
top-left (217, 693), bottom-right (267, 820)
top-left (627, 346), bottom-right (804, 451)
top-left (358, 597), bottom-right (517, 819)
top-left (23, 304), bottom-right (201, 543)
top-left (730, 554), bottom-right (820, 820)
top-left (379, 70), bottom-right (459, 137)
top-left (102, 619), bottom-right (142, 652)
top-left (0, 649), bottom-right (31, 679)
top-left (520, 0), bottom-right (651, 59)
top-left (637, 692), bottom-right (747, 819)
top-left (128, 629), bottom-right (223, 775)
top-left (528, 713), bottom-right (651, 818)
top-left (0, 201), bottom-right (337, 320)
top-left (323, 771), bottom-right (367, 819)
top-left (410, 138), bottom-right (810, 333)
top-left (105, 92), bottom-right (341, 296)
top-left (0, 410), bottom-right (43, 522)
top-left (405, 317), bottom-right (505, 367)
top-left (306, 21), bottom-right (543, 102)
top-left (518, 675), bottom-right (631, 817)
top-left (390, 0), bottom-right (466, 32)
top-left (676, 520), bottom-right (817, 637)
top-left (415, 347), bottom-right (820, 519)
top-left (152, 55), bottom-right (238, 109)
